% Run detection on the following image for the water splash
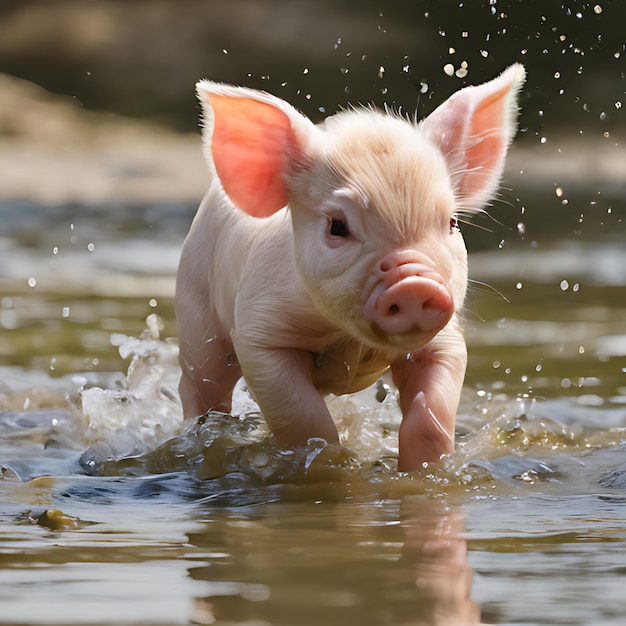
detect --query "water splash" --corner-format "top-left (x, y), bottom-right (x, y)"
top-left (3, 313), bottom-right (623, 500)
top-left (79, 314), bottom-right (183, 466)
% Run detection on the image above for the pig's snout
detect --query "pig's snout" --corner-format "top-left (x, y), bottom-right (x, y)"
top-left (364, 251), bottom-right (454, 336)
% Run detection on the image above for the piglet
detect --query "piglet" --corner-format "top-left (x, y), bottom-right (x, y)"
top-left (176, 64), bottom-right (525, 471)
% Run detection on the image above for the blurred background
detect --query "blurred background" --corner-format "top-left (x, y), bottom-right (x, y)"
top-left (1, 0), bottom-right (624, 131)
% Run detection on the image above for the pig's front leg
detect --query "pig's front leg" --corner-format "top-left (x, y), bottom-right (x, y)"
top-left (178, 334), bottom-right (242, 419)
top-left (391, 321), bottom-right (467, 472)
top-left (233, 339), bottom-right (340, 447)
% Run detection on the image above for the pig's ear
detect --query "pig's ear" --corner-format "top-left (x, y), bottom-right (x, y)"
top-left (421, 64), bottom-right (526, 209)
top-left (196, 81), bottom-right (315, 217)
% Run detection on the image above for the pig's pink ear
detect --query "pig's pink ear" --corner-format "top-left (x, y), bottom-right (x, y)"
top-left (196, 81), bottom-right (314, 217)
top-left (421, 64), bottom-right (526, 209)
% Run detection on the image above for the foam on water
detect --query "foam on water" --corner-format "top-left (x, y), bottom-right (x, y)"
top-left (79, 314), bottom-right (184, 464)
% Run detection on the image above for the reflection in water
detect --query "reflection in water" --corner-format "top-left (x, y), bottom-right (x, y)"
top-left (402, 500), bottom-right (480, 626)
top-left (187, 499), bottom-right (480, 626)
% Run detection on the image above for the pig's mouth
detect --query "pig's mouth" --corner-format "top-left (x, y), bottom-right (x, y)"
top-left (366, 318), bottom-right (441, 353)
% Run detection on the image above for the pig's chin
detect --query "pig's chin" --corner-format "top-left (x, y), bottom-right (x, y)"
top-left (359, 323), bottom-right (439, 355)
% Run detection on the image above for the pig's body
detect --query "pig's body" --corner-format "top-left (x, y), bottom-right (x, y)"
top-left (176, 66), bottom-right (525, 471)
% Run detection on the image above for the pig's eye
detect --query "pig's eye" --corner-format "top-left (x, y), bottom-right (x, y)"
top-left (449, 215), bottom-right (459, 234)
top-left (329, 217), bottom-right (350, 238)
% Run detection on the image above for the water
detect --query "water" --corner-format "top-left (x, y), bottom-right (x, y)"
top-left (1, 184), bottom-right (625, 626)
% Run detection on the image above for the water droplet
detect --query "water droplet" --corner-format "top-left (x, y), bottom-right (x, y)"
top-left (378, 66), bottom-right (385, 78)
top-left (303, 68), bottom-right (309, 74)
top-left (52, 246), bottom-right (59, 255)
top-left (600, 111), bottom-right (607, 120)
top-left (340, 67), bottom-right (349, 75)
top-left (87, 242), bottom-right (95, 252)
top-left (517, 222), bottom-right (525, 234)
top-left (593, 4), bottom-right (602, 14)
top-left (555, 187), bottom-right (564, 197)
top-left (419, 82), bottom-right (428, 94)
top-left (27, 277), bottom-right (37, 288)
top-left (560, 279), bottom-right (569, 291)
top-left (480, 49), bottom-right (489, 57)
top-left (615, 101), bottom-right (622, 109)
top-left (62, 306), bottom-right (70, 318)
top-left (492, 361), bottom-right (501, 369)
top-left (516, 282), bottom-right (523, 290)
top-left (540, 136), bottom-right (547, 144)
top-left (149, 299), bottom-right (157, 308)
top-left (443, 63), bottom-right (455, 77)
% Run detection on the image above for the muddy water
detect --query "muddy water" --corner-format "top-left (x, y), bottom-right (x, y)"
top-left (0, 183), bottom-right (625, 626)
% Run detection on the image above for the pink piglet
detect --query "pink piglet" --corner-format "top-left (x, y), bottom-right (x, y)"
top-left (175, 65), bottom-right (526, 471)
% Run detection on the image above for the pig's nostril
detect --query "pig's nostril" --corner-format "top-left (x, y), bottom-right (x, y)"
top-left (388, 304), bottom-right (400, 314)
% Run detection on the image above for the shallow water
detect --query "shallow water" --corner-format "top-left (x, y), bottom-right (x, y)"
top-left (1, 185), bottom-right (625, 625)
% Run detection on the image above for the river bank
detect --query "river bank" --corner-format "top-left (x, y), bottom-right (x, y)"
top-left (1, 73), bottom-right (623, 205)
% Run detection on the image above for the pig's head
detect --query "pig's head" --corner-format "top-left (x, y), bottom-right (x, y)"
top-left (197, 65), bottom-right (525, 355)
